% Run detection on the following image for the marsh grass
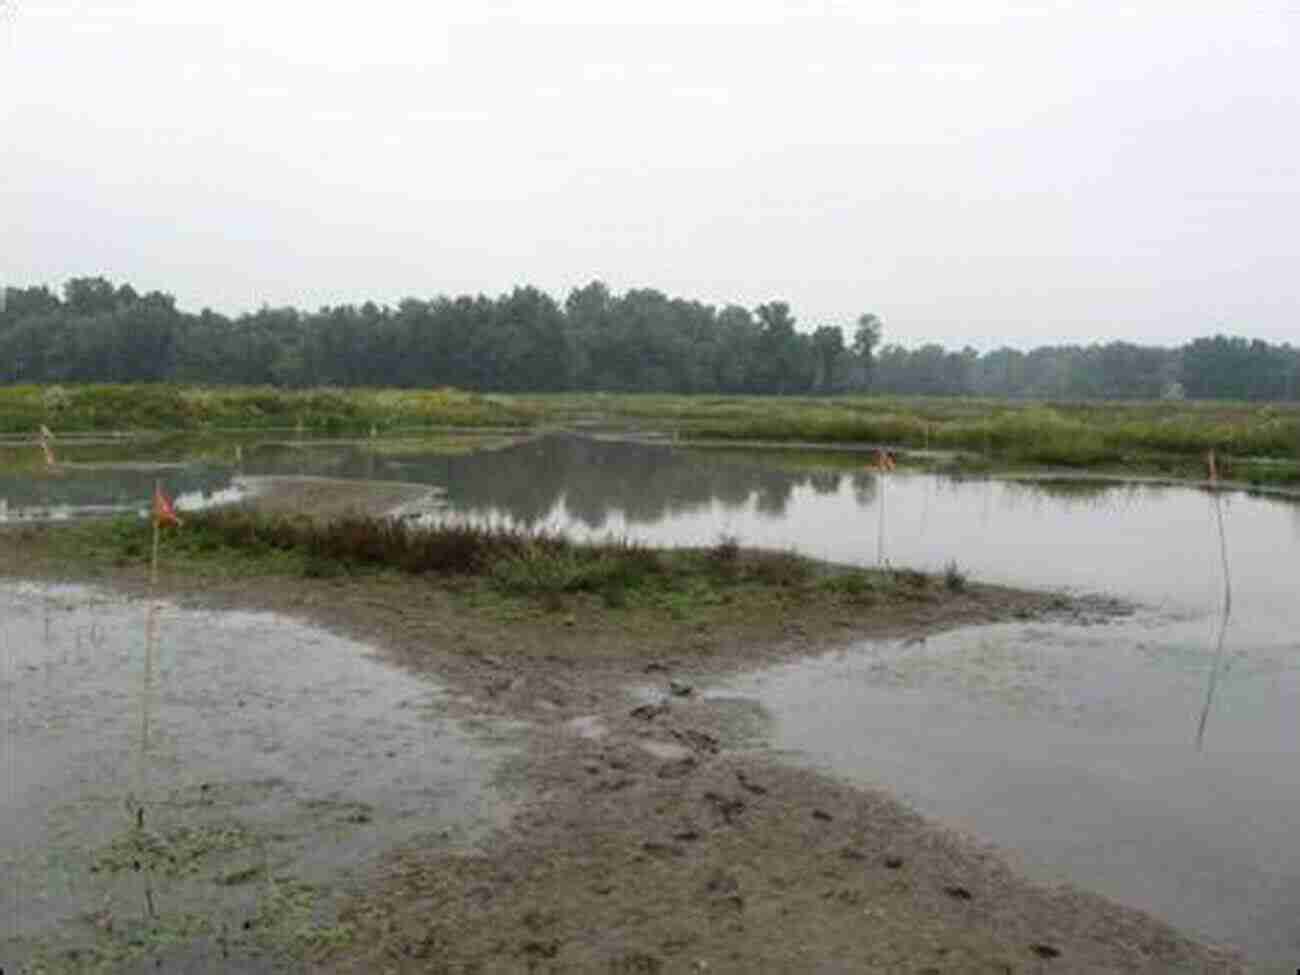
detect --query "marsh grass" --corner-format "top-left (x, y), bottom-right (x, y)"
top-left (10, 387), bottom-right (1300, 477)
top-left (55, 509), bottom-right (945, 617)
top-left (0, 383), bottom-right (538, 435)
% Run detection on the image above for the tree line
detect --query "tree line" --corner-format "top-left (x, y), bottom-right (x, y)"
top-left (2, 277), bottom-right (1296, 400)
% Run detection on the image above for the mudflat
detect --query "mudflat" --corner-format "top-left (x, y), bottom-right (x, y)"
top-left (0, 478), bottom-right (1243, 974)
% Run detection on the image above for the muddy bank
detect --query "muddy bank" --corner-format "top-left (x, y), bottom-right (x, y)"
top-left (0, 480), bottom-right (1243, 973)
top-left (230, 475), bottom-right (445, 521)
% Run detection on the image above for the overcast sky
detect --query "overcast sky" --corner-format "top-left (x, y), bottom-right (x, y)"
top-left (3, 1), bottom-right (1297, 349)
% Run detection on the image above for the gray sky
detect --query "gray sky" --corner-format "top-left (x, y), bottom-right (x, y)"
top-left (3, 1), bottom-right (1297, 349)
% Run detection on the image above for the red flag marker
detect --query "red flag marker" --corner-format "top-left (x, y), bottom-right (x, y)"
top-left (153, 484), bottom-right (182, 528)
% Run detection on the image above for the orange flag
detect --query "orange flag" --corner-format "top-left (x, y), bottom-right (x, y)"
top-left (869, 448), bottom-right (896, 473)
top-left (153, 484), bottom-right (182, 528)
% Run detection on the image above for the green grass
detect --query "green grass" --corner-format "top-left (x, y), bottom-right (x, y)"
top-left (0, 383), bottom-right (539, 434)
top-left (39, 509), bottom-right (935, 616)
top-left (8, 385), bottom-right (1300, 481)
top-left (513, 392), bottom-right (1300, 462)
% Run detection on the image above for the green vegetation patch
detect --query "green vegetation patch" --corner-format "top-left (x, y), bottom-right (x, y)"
top-left (36, 509), bottom-right (947, 620)
top-left (0, 383), bottom-right (538, 435)
top-left (91, 821), bottom-right (259, 878)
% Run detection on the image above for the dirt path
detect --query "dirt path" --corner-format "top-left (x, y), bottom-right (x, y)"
top-left (0, 480), bottom-right (1245, 973)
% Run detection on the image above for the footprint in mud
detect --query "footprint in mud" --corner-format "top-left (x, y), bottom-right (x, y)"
top-left (657, 756), bottom-right (698, 780)
top-left (631, 701), bottom-right (670, 721)
top-left (671, 729), bottom-right (720, 754)
top-left (702, 868), bottom-right (745, 918)
top-left (613, 950), bottom-right (665, 973)
top-left (702, 791), bottom-right (746, 824)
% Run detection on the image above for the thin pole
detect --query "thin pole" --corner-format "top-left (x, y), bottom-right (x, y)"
top-left (1195, 456), bottom-right (1233, 751)
top-left (151, 480), bottom-right (161, 589)
top-left (877, 471), bottom-right (886, 568)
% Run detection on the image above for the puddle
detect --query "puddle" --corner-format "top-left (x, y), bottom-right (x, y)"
top-left (0, 581), bottom-right (507, 971)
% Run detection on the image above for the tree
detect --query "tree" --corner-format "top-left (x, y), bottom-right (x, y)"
top-left (852, 313), bottom-right (883, 390)
top-left (811, 325), bottom-right (846, 393)
top-left (753, 302), bottom-right (812, 395)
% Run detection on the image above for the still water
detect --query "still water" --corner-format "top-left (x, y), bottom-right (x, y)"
top-left (0, 583), bottom-right (503, 968)
top-left (5, 432), bottom-right (1300, 967)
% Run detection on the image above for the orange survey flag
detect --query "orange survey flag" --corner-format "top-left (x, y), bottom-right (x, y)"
top-left (153, 484), bottom-right (182, 528)
top-left (869, 448), bottom-right (896, 473)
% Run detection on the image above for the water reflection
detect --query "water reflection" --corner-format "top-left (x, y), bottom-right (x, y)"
top-left (436, 436), bottom-right (879, 528)
top-left (229, 434), bottom-right (879, 528)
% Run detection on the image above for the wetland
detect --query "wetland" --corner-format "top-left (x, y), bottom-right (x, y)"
top-left (3, 428), bottom-right (1293, 971)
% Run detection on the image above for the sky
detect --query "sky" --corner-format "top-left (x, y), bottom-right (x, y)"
top-left (2, 0), bottom-right (1297, 350)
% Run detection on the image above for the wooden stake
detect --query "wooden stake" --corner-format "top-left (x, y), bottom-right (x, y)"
top-left (1196, 485), bottom-right (1233, 751)
top-left (151, 479), bottom-right (161, 589)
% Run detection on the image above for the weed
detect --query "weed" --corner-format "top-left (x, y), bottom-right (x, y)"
top-left (819, 570), bottom-right (878, 602)
top-left (943, 560), bottom-right (967, 593)
top-left (895, 568), bottom-right (930, 590)
top-left (708, 533), bottom-right (740, 565)
top-left (748, 550), bottom-right (813, 587)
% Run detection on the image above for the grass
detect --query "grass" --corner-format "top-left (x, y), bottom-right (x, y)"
top-left (36, 508), bottom-right (942, 618)
top-left (513, 393), bottom-right (1300, 481)
top-left (0, 383), bottom-right (539, 435)
top-left (7, 385), bottom-right (1300, 483)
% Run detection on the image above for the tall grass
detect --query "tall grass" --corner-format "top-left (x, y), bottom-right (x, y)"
top-left (0, 384), bottom-right (538, 434)
top-left (10, 385), bottom-right (1300, 473)
top-left (157, 509), bottom-right (827, 609)
top-left (513, 393), bottom-right (1300, 468)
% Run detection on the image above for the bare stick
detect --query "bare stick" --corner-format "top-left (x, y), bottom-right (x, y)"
top-left (877, 471), bottom-right (886, 568)
top-left (151, 480), bottom-right (161, 588)
top-left (1195, 479), bottom-right (1233, 751)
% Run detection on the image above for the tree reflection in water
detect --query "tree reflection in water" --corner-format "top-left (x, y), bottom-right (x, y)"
top-left (428, 435), bottom-right (878, 529)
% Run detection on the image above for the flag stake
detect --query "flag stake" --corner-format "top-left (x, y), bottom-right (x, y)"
top-left (151, 479), bottom-right (161, 588)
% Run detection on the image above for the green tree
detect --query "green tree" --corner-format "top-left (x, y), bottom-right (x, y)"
top-left (852, 313), bottom-right (883, 390)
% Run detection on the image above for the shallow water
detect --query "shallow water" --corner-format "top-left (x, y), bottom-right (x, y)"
top-left (428, 437), bottom-right (1300, 968)
top-left (0, 582), bottom-right (504, 970)
top-left (4, 432), bottom-right (1300, 967)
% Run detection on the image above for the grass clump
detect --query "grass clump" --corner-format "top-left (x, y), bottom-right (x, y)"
top-left (39, 507), bottom-right (985, 623)
top-left (943, 560), bottom-right (967, 593)
top-left (92, 821), bottom-right (258, 878)
top-left (818, 569), bottom-right (880, 603)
